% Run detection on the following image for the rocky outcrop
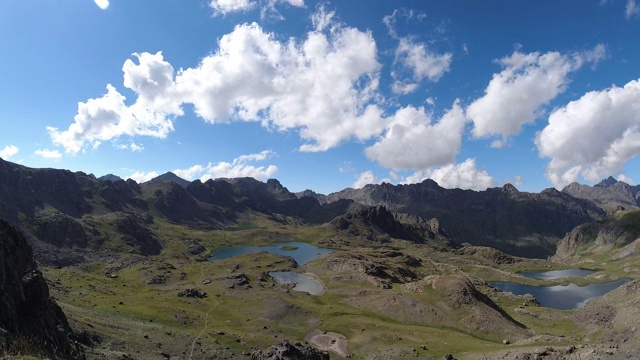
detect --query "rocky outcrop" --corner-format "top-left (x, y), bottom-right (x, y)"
top-left (455, 245), bottom-right (522, 265)
top-left (112, 212), bottom-right (162, 255)
top-left (329, 204), bottom-right (452, 245)
top-left (326, 181), bottom-right (605, 258)
top-left (429, 275), bottom-right (528, 339)
top-left (0, 219), bottom-right (79, 358)
top-left (251, 339), bottom-right (330, 360)
top-left (145, 172), bottom-right (190, 188)
top-left (323, 249), bottom-right (422, 288)
top-left (552, 209), bottom-right (640, 262)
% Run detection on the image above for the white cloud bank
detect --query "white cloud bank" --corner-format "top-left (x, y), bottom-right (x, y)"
top-left (365, 100), bottom-right (465, 170)
top-left (391, 37), bottom-right (452, 95)
top-left (34, 149), bottom-right (62, 159)
top-left (49, 21), bottom-right (384, 154)
top-left (128, 150), bottom-right (277, 184)
top-left (536, 79), bottom-right (640, 188)
top-left (403, 158), bottom-right (496, 191)
top-left (467, 45), bottom-right (606, 146)
top-left (0, 145), bottom-right (19, 160)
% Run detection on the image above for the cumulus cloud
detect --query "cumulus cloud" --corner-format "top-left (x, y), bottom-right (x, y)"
top-left (34, 149), bottom-right (62, 159)
top-left (173, 150), bottom-right (278, 181)
top-left (403, 158), bottom-right (496, 191)
top-left (351, 170), bottom-right (377, 189)
top-left (311, 3), bottom-right (335, 32)
top-left (627, 0), bottom-right (640, 19)
top-left (94, 0), bottom-right (109, 10)
top-left (128, 171), bottom-right (159, 183)
top-left (0, 145), bottom-right (19, 160)
top-left (365, 100), bottom-right (466, 170)
top-left (176, 22), bottom-right (384, 152)
top-left (391, 37), bottom-right (452, 95)
top-left (536, 79), bottom-right (640, 188)
top-left (467, 45), bottom-right (606, 145)
top-left (51, 19), bottom-right (387, 154)
top-left (384, 9), bottom-right (452, 95)
top-left (209, 0), bottom-right (304, 19)
top-left (618, 174), bottom-right (634, 184)
top-left (48, 52), bottom-right (180, 154)
top-left (115, 142), bottom-right (144, 152)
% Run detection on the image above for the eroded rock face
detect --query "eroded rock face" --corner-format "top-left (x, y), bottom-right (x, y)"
top-left (250, 339), bottom-right (330, 360)
top-left (0, 219), bottom-right (79, 358)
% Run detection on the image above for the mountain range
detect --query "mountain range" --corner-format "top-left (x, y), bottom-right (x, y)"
top-left (0, 157), bottom-right (625, 259)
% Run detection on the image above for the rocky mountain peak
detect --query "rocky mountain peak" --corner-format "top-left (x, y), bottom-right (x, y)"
top-left (502, 183), bottom-right (519, 193)
top-left (596, 176), bottom-right (618, 187)
top-left (146, 172), bottom-right (190, 188)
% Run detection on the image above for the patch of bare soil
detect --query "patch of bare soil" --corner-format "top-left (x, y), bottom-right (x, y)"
top-left (304, 330), bottom-right (348, 358)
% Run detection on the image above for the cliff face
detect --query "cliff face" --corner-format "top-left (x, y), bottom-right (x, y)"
top-left (562, 176), bottom-right (640, 211)
top-left (0, 219), bottom-right (78, 358)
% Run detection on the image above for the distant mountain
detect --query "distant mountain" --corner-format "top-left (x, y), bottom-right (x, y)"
top-left (97, 174), bottom-right (122, 182)
top-left (0, 157), bottom-right (608, 260)
top-left (145, 172), bottom-right (190, 188)
top-left (326, 180), bottom-right (606, 258)
top-left (562, 176), bottom-right (640, 211)
top-left (295, 189), bottom-right (328, 205)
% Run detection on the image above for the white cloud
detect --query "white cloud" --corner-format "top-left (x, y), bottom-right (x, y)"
top-left (311, 3), bottom-right (335, 32)
top-left (338, 161), bottom-right (355, 173)
top-left (351, 170), bottom-right (377, 189)
top-left (626, 0), bottom-right (640, 19)
top-left (128, 171), bottom-right (159, 183)
top-left (506, 175), bottom-right (523, 187)
top-left (403, 158), bottom-right (496, 191)
top-left (34, 149), bottom-right (62, 159)
top-left (209, 0), bottom-right (304, 19)
top-left (115, 141), bottom-right (144, 152)
top-left (0, 145), bottom-right (19, 160)
top-left (536, 79), bottom-right (640, 188)
top-left (173, 150), bottom-right (278, 181)
top-left (618, 174), bottom-right (634, 184)
top-left (209, 0), bottom-right (255, 15)
top-left (94, 0), bottom-right (109, 10)
top-left (176, 22), bottom-right (384, 152)
top-left (365, 100), bottom-right (466, 170)
top-left (391, 37), bottom-right (452, 95)
top-left (467, 45), bottom-right (606, 145)
top-left (48, 52), bottom-right (180, 155)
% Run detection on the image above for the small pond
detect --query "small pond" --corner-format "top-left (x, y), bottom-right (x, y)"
top-left (269, 271), bottom-right (325, 295)
top-left (519, 268), bottom-right (596, 280)
top-left (490, 278), bottom-right (630, 310)
top-left (208, 241), bottom-right (334, 265)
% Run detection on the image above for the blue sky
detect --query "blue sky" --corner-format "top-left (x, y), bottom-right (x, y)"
top-left (1, 0), bottom-right (640, 194)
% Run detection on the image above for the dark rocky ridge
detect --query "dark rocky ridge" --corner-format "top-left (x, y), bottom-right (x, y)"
top-left (327, 181), bottom-right (606, 258)
top-left (562, 176), bottom-right (640, 211)
top-left (329, 204), bottom-right (451, 245)
top-left (0, 219), bottom-right (79, 358)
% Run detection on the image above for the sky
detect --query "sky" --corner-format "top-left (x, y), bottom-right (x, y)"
top-left (1, 0), bottom-right (640, 195)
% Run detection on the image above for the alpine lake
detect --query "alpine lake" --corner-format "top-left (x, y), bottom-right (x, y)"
top-left (208, 241), bottom-right (334, 295)
top-left (490, 268), bottom-right (630, 310)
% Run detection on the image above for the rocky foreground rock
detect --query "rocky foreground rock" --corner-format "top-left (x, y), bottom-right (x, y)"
top-left (0, 219), bottom-right (81, 358)
top-left (251, 339), bottom-right (330, 360)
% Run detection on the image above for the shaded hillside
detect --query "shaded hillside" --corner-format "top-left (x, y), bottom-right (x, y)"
top-left (562, 176), bottom-right (640, 211)
top-left (327, 181), bottom-right (605, 258)
top-left (0, 159), bottom-right (349, 262)
top-left (0, 219), bottom-right (80, 358)
top-left (552, 209), bottom-right (640, 262)
top-left (329, 204), bottom-right (451, 246)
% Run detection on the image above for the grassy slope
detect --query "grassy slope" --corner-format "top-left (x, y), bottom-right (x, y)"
top-left (40, 212), bottom-right (639, 359)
